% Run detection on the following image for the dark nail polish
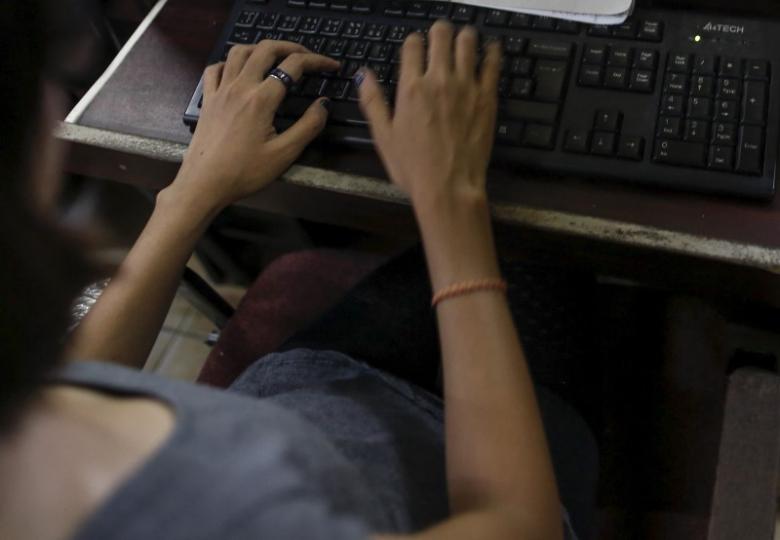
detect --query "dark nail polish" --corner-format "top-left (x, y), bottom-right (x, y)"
top-left (320, 98), bottom-right (331, 112)
top-left (353, 69), bottom-right (366, 88)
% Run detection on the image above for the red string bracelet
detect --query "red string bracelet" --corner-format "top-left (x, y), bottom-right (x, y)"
top-left (431, 278), bottom-right (508, 307)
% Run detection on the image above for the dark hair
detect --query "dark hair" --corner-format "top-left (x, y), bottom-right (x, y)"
top-left (0, 0), bottom-right (96, 433)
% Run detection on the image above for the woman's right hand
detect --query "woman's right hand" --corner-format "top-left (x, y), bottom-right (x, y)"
top-left (356, 21), bottom-right (501, 211)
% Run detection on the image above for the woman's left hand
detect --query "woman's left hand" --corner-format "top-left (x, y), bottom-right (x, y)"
top-left (172, 40), bottom-right (340, 210)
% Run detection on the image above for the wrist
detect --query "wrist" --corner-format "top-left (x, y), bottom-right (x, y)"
top-left (412, 186), bottom-right (501, 291)
top-left (155, 180), bottom-right (224, 235)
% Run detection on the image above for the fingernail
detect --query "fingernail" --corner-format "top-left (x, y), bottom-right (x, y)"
top-left (353, 69), bottom-right (367, 88)
top-left (320, 98), bottom-right (331, 112)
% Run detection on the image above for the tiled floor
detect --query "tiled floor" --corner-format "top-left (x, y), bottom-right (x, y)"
top-left (143, 258), bottom-right (247, 382)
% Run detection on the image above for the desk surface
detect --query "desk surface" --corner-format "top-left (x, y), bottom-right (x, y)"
top-left (59, 0), bottom-right (780, 274)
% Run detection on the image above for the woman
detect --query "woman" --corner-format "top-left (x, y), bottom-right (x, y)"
top-left (0, 1), bottom-right (594, 538)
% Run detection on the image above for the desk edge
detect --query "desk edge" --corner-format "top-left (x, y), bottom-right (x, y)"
top-left (57, 122), bottom-right (780, 274)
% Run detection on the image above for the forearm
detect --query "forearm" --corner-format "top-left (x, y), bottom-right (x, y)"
top-left (416, 192), bottom-right (562, 539)
top-left (67, 181), bottom-right (222, 369)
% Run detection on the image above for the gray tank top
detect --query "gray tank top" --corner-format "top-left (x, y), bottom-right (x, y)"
top-left (57, 350), bottom-right (449, 539)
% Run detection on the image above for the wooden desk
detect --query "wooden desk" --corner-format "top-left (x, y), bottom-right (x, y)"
top-left (58, 0), bottom-right (780, 303)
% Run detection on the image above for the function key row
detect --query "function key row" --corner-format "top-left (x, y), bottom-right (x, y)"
top-left (483, 11), bottom-right (579, 34)
top-left (578, 43), bottom-right (659, 93)
top-left (588, 19), bottom-right (663, 42)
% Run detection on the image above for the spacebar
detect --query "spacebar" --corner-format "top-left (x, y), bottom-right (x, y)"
top-left (501, 100), bottom-right (559, 124)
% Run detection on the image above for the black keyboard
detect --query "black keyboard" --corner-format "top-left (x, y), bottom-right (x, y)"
top-left (184, 0), bottom-right (779, 200)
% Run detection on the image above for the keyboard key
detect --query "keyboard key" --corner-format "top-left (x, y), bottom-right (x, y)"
top-left (510, 78), bottom-right (534, 98)
top-left (230, 28), bottom-right (258, 43)
top-left (653, 139), bottom-right (706, 167)
top-left (578, 66), bottom-right (603, 87)
top-left (591, 131), bottom-right (616, 155)
top-left (714, 99), bottom-right (739, 122)
top-left (657, 116), bottom-right (681, 138)
top-left (736, 125), bottom-right (764, 174)
top-left (345, 40), bottom-right (368, 58)
top-left (587, 24), bottom-right (610, 37)
top-left (325, 38), bottom-right (347, 56)
top-left (607, 46), bottom-right (632, 67)
top-left (405, 2), bottom-right (428, 18)
top-left (384, 1), bottom-right (404, 15)
top-left (303, 35), bottom-right (326, 52)
top-left (594, 109), bottom-right (622, 131)
top-left (495, 122), bottom-right (524, 145)
top-left (709, 145), bottom-right (734, 170)
top-left (693, 55), bottom-right (717, 75)
top-left (691, 75), bottom-right (714, 97)
top-left (664, 72), bottom-right (689, 94)
top-left (688, 97), bottom-right (712, 120)
top-left (604, 67), bottom-right (628, 89)
top-left (451, 5), bottom-right (475, 22)
top-left (563, 130), bottom-right (590, 153)
top-left (236, 10), bottom-right (259, 27)
top-left (278, 15), bottom-right (300, 31)
top-left (716, 78), bottom-right (741, 100)
top-left (428, 3), bottom-right (451, 19)
top-left (387, 25), bottom-right (410, 43)
top-left (583, 44), bottom-right (607, 65)
top-left (370, 62), bottom-right (390, 82)
top-left (351, 0), bottom-right (371, 13)
top-left (527, 40), bottom-right (572, 60)
top-left (508, 13), bottom-right (531, 28)
top-left (668, 52), bottom-right (691, 72)
top-left (534, 60), bottom-right (568, 101)
top-left (485, 10), bottom-right (509, 26)
top-left (629, 70), bottom-right (653, 92)
top-left (502, 100), bottom-right (558, 124)
top-left (303, 77), bottom-right (328, 96)
top-left (522, 124), bottom-right (556, 149)
top-left (509, 57), bottom-right (534, 76)
top-left (505, 36), bottom-right (526, 56)
top-left (340, 60), bottom-right (362, 78)
top-left (288, 0), bottom-right (306, 7)
top-left (612, 20), bottom-right (637, 38)
top-left (368, 42), bottom-right (392, 61)
top-left (638, 20), bottom-right (663, 41)
top-left (684, 119), bottom-right (710, 142)
top-left (634, 49), bottom-right (658, 70)
top-left (742, 81), bottom-right (767, 125)
top-left (364, 23), bottom-right (387, 40)
top-left (330, 101), bottom-right (367, 124)
top-left (326, 79), bottom-right (350, 99)
top-left (719, 57), bottom-right (742, 77)
top-left (661, 94), bottom-right (684, 117)
top-left (321, 18), bottom-right (343, 35)
top-left (712, 122), bottom-right (737, 145)
top-left (256, 12), bottom-right (278, 29)
top-left (617, 135), bottom-right (645, 160)
top-left (745, 60), bottom-right (769, 80)
top-left (299, 16), bottom-right (322, 33)
top-left (309, 0), bottom-right (327, 7)
top-left (342, 20), bottom-right (363, 38)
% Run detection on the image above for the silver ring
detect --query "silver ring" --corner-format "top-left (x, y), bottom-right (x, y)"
top-left (267, 67), bottom-right (295, 91)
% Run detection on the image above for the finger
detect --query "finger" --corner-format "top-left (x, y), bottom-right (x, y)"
top-left (262, 52), bottom-right (340, 106)
top-left (400, 31), bottom-right (425, 82)
top-left (271, 97), bottom-right (331, 159)
top-left (479, 40), bottom-right (502, 96)
top-left (202, 62), bottom-right (224, 102)
top-left (355, 69), bottom-right (392, 147)
top-left (240, 40), bottom-right (308, 82)
top-left (426, 20), bottom-right (454, 76)
top-left (454, 26), bottom-right (478, 79)
top-left (222, 45), bottom-right (254, 83)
